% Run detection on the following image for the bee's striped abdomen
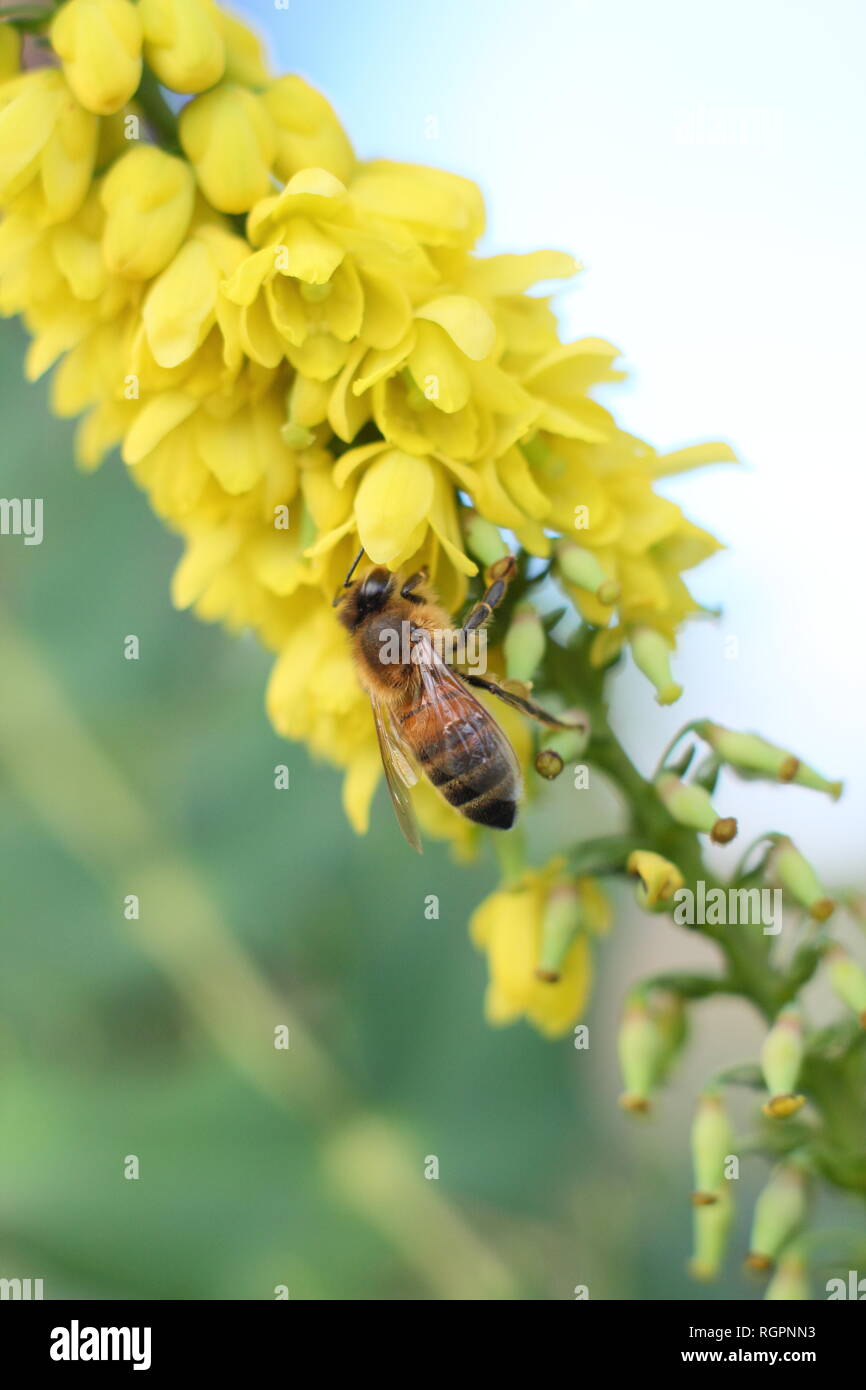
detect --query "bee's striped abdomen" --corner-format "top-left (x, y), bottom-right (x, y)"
top-left (399, 684), bottom-right (518, 830)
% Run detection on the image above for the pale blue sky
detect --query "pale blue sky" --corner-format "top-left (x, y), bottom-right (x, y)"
top-left (238, 0), bottom-right (866, 873)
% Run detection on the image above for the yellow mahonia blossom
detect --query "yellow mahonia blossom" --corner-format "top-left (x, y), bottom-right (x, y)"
top-left (0, 2), bottom-right (735, 1039)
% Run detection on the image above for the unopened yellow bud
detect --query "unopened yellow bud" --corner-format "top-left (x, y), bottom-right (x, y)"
top-left (51, 0), bottom-right (143, 116)
top-left (264, 75), bottom-right (355, 185)
top-left (760, 1007), bottom-right (805, 1118)
top-left (535, 880), bottom-right (582, 982)
top-left (655, 772), bottom-right (737, 843)
top-left (180, 84), bottom-right (276, 214)
top-left (140, 0), bottom-right (226, 94)
top-left (691, 1090), bottom-right (734, 1203)
top-left (627, 850), bottom-right (685, 908)
top-left (0, 23), bottom-right (21, 82)
top-left (555, 539), bottom-right (619, 605)
top-left (463, 510), bottom-right (508, 568)
top-left (218, 9), bottom-right (270, 86)
top-left (630, 627), bottom-right (683, 705)
top-left (690, 1188), bottom-right (734, 1281)
top-left (101, 145), bottom-right (195, 279)
top-left (764, 1241), bottom-right (810, 1300)
top-left (505, 602), bottom-right (545, 683)
top-left (770, 838), bottom-right (834, 921)
top-left (746, 1163), bottom-right (809, 1271)
top-left (826, 947), bottom-right (866, 1026)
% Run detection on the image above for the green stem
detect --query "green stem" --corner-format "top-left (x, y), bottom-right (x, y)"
top-left (134, 65), bottom-right (181, 154)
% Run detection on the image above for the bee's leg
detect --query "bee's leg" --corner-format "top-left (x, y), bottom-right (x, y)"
top-left (400, 567), bottom-right (429, 601)
top-left (457, 555), bottom-right (518, 635)
top-left (462, 672), bottom-right (587, 730)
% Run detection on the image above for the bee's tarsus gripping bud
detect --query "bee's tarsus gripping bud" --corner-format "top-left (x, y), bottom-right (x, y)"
top-left (826, 946), bottom-right (866, 1026)
top-left (463, 510), bottom-right (508, 568)
top-left (555, 539), bottom-right (619, 605)
top-left (630, 627), bottom-right (683, 705)
top-left (505, 601), bottom-right (545, 683)
top-left (760, 1007), bottom-right (806, 1117)
top-left (769, 838), bottom-right (835, 921)
top-left (627, 849), bottom-right (685, 908)
top-left (655, 772), bottom-right (737, 844)
top-left (747, 1163), bottom-right (809, 1273)
top-left (534, 881), bottom-right (583, 983)
top-left (691, 1089), bottom-right (734, 1205)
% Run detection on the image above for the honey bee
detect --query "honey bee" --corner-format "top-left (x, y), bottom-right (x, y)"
top-left (334, 550), bottom-right (580, 853)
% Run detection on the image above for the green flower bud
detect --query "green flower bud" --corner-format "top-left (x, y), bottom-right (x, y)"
top-left (535, 881), bottom-right (583, 983)
top-left (618, 990), bottom-right (685, 1112)
top-left (690, 1188), bottom-right (735, 1282)
top-left (555, 539), bottom-right (619, 605)
top-left (655, 772), bottom-right (737, 843)
top-left (505, 601), bottom-right (545, 683)
top-left (538, 715), bottom-right (590, 766)
top-left (746, 1163), bottom-right (809, 1272)
top-left (695, 721), bottom-right (842, 798)
top-left (760, 1007), bottom-right (806, 1118)
top-left (630, 627), bottom-right (683, 705)
top-left (826, 946), bottom-right (866, 1026)
top-left (534, 749), bottom-right (564, 780)
top-left (463, 509), bottom-right (508, 568)
top-left (770, 838), bottom-right (834, 921)
top-left (691, 1091), bottom-right (734, 1204)
top-left (764, 1241), bottom-right (810, 1301)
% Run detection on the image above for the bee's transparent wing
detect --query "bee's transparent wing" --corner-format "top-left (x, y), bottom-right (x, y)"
top-left (415, 636), bottom-right (522, 792)
top-left (370, 693), bottom-right (423, 855)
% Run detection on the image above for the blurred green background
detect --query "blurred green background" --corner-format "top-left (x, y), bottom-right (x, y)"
top-left (1, 318), bottom-right (862, 1301)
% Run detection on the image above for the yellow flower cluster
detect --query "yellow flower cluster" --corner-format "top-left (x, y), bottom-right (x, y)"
top-left (0, 1), bottom-right (734, 1035)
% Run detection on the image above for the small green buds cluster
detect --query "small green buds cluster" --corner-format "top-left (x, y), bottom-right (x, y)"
top-left (769, 838), bottom-right (834, 921)
top-left (691, 1090), bottom-right (734, 1205)
top-left (630, 627), bottom-right (683, 706)
top-left (555, 538), bottom-right (619, 607)
top-left (695, 721), bottom-right (842, 799)
top-left (618, 989), bottom-right (686, 1113)
top-left (760, 1007), bottom-right (806, 1119)
top-left (655, 771), bottom-right (737, 844)
top-left (746, 1162), bottom-right (809, 1273)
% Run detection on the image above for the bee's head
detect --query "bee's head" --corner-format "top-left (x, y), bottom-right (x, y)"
top-left (335, 565), bottom-right (394, 632)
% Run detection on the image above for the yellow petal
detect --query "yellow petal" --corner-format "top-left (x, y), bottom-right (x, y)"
top-left (354, 450), bottom-right (435, 565)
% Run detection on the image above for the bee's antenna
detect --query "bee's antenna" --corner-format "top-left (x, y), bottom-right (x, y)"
top-left (332, 546), bottom-right (365, 606)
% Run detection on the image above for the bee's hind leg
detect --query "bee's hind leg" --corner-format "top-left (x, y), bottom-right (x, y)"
top-left (462, 672), bottom-right (587, 731)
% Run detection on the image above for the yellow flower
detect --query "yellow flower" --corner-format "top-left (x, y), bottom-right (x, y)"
top-left (51, 0), bottom-right (143, 116)
top-left (180, 84), bottom-right (276, 214)
top-left (627, 849), bottom-right (685, 907)
top-left (0, 23), bottom-right (21, 82)
top-left (0, 69), bottom-right (98, 223)
top-left (140, 0), bottom-right (226, 94)
top-left (470, 863), bottom-right (597, 1037)
top-left (101, 145), bottom-right (196, 279)
top-left (218, 8), bottom-right (270, 86)
top-left (264, 76), bottom-right (355, 185)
